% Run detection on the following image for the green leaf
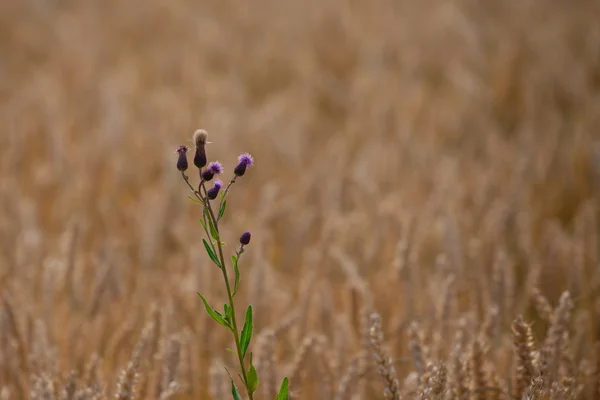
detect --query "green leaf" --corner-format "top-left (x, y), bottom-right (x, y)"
top-left (188, 196), bottom-right (202, 204)
top-left (276, 377), bottom-right (289, 400)
top-left (225, 368), bottom-right (243, 400)
top-left (218, 200), bottom-right (227, 221)
top-left (230, 381), bottom-right (242, 400)
top-left (203, 239), bottom-right (221, 268)
top-left (224, 303), bottom-right (232, 324)
top-left (247, 356), bottom-right (259, 395)
top-left (197, 293), bottom-right (229, 328)
top-left (240, 305), bottom-right (253, 359)
top-left (232, 255), bottom-right (241, 297)
top-left (208, 217), bottom-right (220, 241)
top-left (201, 207), bottom-right (210, 228)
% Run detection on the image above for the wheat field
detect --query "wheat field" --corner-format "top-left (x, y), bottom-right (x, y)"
top-left (1, 0), bottom-right (600, 399)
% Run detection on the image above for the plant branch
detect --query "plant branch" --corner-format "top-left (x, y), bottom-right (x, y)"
top-left (201, 182), bottom-right (253, 400)
top-left (181, 171), bottom-right (202, 202)
top-left (181, 172), bottom-right (218, 256)
top-left (218, 176), bottom-right (237, 214)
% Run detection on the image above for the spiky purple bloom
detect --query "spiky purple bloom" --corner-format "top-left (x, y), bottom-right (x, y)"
top-left (209, 161), bottom-right (224, 175)
top-left (239, 231), bottom-right (251, 246)
top-left (234, 153), bottom-right (254, 177)
top-left (201, 161), bottom-right (223, 181)
top-left (207, 180), bottom-right (223, 200)
top-left (175, 145), bottom-right (189, 172)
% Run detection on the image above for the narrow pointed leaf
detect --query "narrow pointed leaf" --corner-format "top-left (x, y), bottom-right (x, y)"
top-left (208, 217), bottom-right (220, 241)
top-left (239, 305), bottom-right (253, 359)
top-left (202, 239), bottom-right (221, 267)
top-left (218, 200), bottom-right (227, 221)
top-left (224, 303), bottom-right (232, 324)
top-left (201, 207), bottom-right (210, 228)
top-left (197, 293), bottom-right (229, 328)
top-left (276, 377), bottom-right (289, 400)
top-left (230, 381), bottom-right (243, 400)
top-left (247, 357), bottom-right (259, 394)
top-left (225, 368), bottom-right (243, 400)
top-left (232, 255), bottom-right (241, 297)
top-left (188, 196), bottom-right (202, 204)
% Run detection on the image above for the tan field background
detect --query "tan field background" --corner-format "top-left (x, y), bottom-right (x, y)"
top-left (1, 0), bottom-right (600, 399)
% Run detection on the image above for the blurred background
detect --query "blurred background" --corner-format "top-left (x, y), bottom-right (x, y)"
top-left (1, 0), bottom-right (599, 399)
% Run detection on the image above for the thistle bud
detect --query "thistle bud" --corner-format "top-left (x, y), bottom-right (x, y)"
top-left (207, 180), bottom-right (223, 200)
top-left (201, 161), bottom-right (223, 182)
top-left (193, 129), bottom-right (208, 169)
top-left (239, 231), bottom-right (251, 246)
top-left (234, 153), bottom-right (254, 177)
top-left (175, 145), bottom-right (189, 172)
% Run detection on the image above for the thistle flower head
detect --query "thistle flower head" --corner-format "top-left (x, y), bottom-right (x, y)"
top-left (239, 231), bottom-right (251, 246)
top-left (201, 169), bottom-right (214, 181)
top-left (193, 129), bottom-right (208, 146)
top-left (175, 145), bottom-right (189, 172)
top-left (208, 161), bottom-right (224, 175)
top-left (201, 162), bottom-right (223, 181)
top-left (238, 153), bottom-right (254, 167)
top-left (207, 179), bottom-right (223, 200)
top-left (234, 153), bottom-right (254, 177)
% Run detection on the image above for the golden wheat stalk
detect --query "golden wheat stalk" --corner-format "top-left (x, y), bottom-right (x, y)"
top-left (369, 313), bottom-right (401, 400)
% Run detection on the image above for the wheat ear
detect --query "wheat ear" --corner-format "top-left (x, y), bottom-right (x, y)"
top-left (369, 313), bottom-right (401, 400)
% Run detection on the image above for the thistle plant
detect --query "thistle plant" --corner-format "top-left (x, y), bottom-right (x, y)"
top-left (176, 130), bottom-right (289, 400)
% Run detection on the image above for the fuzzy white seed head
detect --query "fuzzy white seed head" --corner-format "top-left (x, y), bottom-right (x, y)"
top-left (193, 129), bottom-right (208, 146)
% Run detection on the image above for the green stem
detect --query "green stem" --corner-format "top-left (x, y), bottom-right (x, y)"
top-left (181, 172), bottom-right (218, 256)
top-left (181, 172), bottom-right (203, 202)
top-left (218, 176), bottom-right (237, 213)
top-left (201, 182), bottom-right (253, 400)
top-left (201, 207), bottom-right (218, 256)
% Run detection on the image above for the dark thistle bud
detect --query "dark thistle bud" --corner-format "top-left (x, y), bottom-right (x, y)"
top-left (239, 231), bottom-right (251, 246)
top-left (193, 129), bottom-right (208, 169)
top-left (201, 169), bottom-right (214, 181)
top-left (175, 145), bottom-right (189, 172)
top-left (234, 153), bottom-right (254, 177)
top-left (207, 180), bottom-right (223, 200)
top-left (201, 161), bottom-right (224, 181)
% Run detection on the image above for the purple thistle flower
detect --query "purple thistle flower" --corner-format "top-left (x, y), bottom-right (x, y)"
top-left (234, 153), bottom-right (254, 177)
top-left (201, 161), bottom-right (223, 181)
top-left (209, 161), bottom-right (224, 175)
top-left (207, 180), bottom-right (223, 200)
top-left (175, 145), bottom-right (189, 172)
top-left (239, 231), bottom-right (251, 246)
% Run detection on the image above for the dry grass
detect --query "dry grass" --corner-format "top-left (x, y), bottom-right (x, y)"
top-left (1, 0), bottom-right (600, 399)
